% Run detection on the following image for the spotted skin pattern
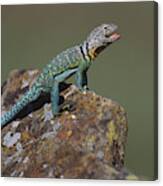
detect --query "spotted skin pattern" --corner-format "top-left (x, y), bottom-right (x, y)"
top-left (1, 23), bottom-right (120, 127)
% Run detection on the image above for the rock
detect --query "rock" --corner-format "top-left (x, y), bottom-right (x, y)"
top-left (1, 69), bottom-right (136, 179)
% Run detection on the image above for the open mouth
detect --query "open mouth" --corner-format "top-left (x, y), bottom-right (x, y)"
top-left (109, 32), bottom-right (121, 41)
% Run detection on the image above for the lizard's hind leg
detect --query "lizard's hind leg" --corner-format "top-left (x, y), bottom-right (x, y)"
top-left (51, 68), bottom-right (78, 115)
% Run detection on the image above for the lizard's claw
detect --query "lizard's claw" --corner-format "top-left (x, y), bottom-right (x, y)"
top-left (83, 85), bottom-right (89, 91)
top-left (79, 85), bottom-right (89, 94)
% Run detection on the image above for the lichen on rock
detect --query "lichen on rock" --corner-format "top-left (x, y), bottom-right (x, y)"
top-left (1, 69), bottom-right (137, 179)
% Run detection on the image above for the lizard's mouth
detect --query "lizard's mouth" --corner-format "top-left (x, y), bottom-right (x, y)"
top-left (106, 32), bottom-right (121, 42)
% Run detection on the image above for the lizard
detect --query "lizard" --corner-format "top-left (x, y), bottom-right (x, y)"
top-left (1, 23), bottom-right (120, 128)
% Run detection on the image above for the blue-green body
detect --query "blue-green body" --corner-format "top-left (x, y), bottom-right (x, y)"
top-left (1, 23), bottom-right (120, 127)
top-left (1, 46), bottom-right (90, 127)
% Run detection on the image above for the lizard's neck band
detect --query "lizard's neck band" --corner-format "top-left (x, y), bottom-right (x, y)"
top-left (81, 42), bottom-right (95, 62)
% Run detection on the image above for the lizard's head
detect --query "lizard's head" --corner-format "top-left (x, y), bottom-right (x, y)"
top-left (84, 23), bottom-right (120, 60)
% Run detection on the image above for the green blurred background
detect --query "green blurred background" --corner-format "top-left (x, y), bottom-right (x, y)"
top-left (1, 2), bottom-right (157, 179)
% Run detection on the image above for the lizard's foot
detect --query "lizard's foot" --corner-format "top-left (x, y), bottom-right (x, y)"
top-left (53, 112), bottom-right (62, 118)
top-left (80, 86), bottom-right (96, 95)
top-left (79, 85), bottom-right (89, 93)
top-left (52, 107), bottom-right (61, 118)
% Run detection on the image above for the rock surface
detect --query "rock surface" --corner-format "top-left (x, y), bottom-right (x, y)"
top-left (1, 69), bottom-right (137, 179)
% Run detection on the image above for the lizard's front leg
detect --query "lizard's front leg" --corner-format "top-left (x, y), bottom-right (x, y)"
top-left (51, 68), bottom-right (78, 115)
top-left (51, 81), bottom-right (60, 115)
top-left (75, 70), bottom-right (88, 91)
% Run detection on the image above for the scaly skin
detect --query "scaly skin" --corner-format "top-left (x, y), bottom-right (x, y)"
top-left (1, 23), bottom-right (120, 127)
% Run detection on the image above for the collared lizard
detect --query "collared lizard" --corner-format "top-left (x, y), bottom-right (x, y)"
top-left (1, 23), bottom-right (120, 127)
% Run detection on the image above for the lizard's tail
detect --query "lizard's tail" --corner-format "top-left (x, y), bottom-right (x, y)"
top-left (1, 85), bottom-right (41, 128)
